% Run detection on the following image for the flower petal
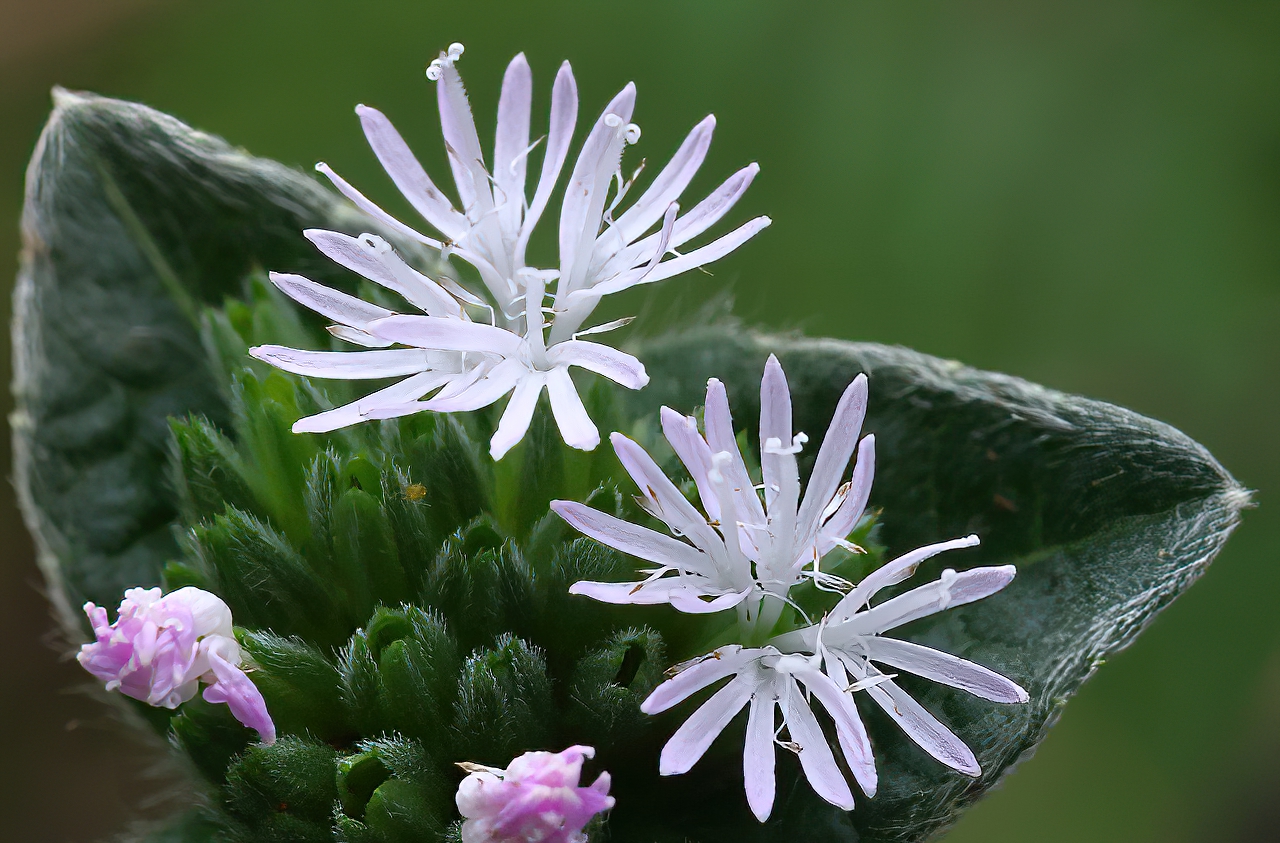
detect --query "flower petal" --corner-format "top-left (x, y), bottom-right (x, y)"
top-left (490, 372), bottom-right (545, 460)
top-left (744, 692), bottom-right (777, 822)
top-left (795, 665), bottom-right (877, 797)
top-left (704, 378), bottom-right (766, 528)
top-left (552, 500), bottom-right (715, 574)
top-left (610, 432), bottom-right (725, 555)
top-left (202, 650), bottom-right (276, 745)
top-left (818, 434), bottom-right (875, 554)
top-left (782, 677), bottom-right (855, 810)
top-left (304, 230), bottom-right (464, 318)
top-left (546, 340), bottom-right (649, 389)
top-left (266, 272), bottom-right (393, 330)
top-left (314, 162), bottom-right (445, 250)
top-left (658, 674), bottom-right (755, 776)
top-left (355, 105), bottom-right (466, 238)
top-left (435, 58), bottom-right (491, 218)
top-left (546, 367), bottom-right (599, 452)
top-left (610, 114), bottom-right (715, 248)
top-left (517, 61), bottom-right (578, 265)
top-left (248, 346), bottom-right (433, 380)
top-left (660, 407), bottom-right (721, 521)
top-left (864, 637), bottom-right (1028, 704)
top-left (795, 374), bottom-right (868, 552)
top-left (368, 314), bottom-right (523, 356)
top-left (569, 579), bottom-right (743, 614)
top-left (840, 564), bottom-right (1016, 638)
top-left (829, 535), bottom-right (981, 625)
top-left (421, 358), bottom-right (524, 413)
top-left (493, 53), bottom-right (533, 243)
top-left (291, 371), bottom-right (452, 433)
top-left (641, 645), bottom-right (755, 714)
top-left (853, 661), bottom-right (980, 777)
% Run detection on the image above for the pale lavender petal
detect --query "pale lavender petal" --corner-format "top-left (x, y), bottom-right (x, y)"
top-left (493, 53), bottom-right (533, 241)
top-left (266, 272), bottom-right (393, 330)
top-left (570, 579), bottom-right (743, 614)
top-left (744, 693), bottom-right (777, 821)
top-left (841, 564), bottom-right (1015, 637)
top-left (304, 230), bottom-right (463, 318)
top-left (315, 163), bottom-right (445, 250)
top-left (610, 432), bottom-right (724, 553)
top-left (587, 215), bottom-right (771, 297)
top-left (202, 650), bottom-right (276, 745)
top-left (355, 105), bottom-right (466, 238)
top-left (660, 406), bottom-right (720, 521)
top-left (421, 359), bottom-right (524, 413)
top-left (658, 675), bottom-right (755, 775)
top-left (759, 353), bottom-right (792, 514)
top-left (546, 367), bottom-right (599, 452)
top-left (796, 666), bottom-right (877, 797)
top-left (864, 637), bottom-right (1029, 704)
top-left (546, 340), bottom-right (649, 389)
top-left (248, 347), bottom-right (432, 380)
top-left (704, 378), bottom-right (766, 528)
top-left (829, 535), bottom-right (981, 625)
top-left (818, 434), bottom-right (875, 554)
top-left (552, 500), bottom-right (714, 574)
top-left (558, 84), bottom-right (637, 297)
top-left (327, 325), bottom-right (394, 348)
top-left (795, 374), bottom-right (868, 550)
top-left (857, 663), bottom-right (980, 777)
top-left (490, 373), bottom-right (545, 460)
top-left (641, 646), bottom-right (755, 714)
top-left (291, 371), bottom-right (452, 433)
top-left (367, 315), bottom-right (523, 356)
top-left (610, 114), bottom-right (715, 246)
top-left (435, 59), bottom-right (491, 217)
top-left (666, 586), bottom-right (751, 614)
top-left (517, 61), bottom-right (578, 265)
top-left (782, 678), bottom-right (855, 810)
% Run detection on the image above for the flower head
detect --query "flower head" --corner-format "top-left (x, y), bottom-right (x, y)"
top-left (455, 745), bottom-right (614, 843)
top-left (78, 586), bottom-right (275, 744)
top-left (251, 44), bottom-right (769, 459)
top-left (554, 355), bottom-right (873, 634)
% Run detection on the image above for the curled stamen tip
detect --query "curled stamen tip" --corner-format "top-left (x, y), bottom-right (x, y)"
top-left (426, 43), bottom-right (465, 81)
top-left (447, 42), bottom-right (465, 59)
top-left (603, 113), bottom-right (622, 128)
top-left (624, 122), bottom-right (642, 144)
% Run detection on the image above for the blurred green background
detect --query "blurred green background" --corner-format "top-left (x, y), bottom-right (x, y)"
top-left (2, 1), bottom-right (1277, 841)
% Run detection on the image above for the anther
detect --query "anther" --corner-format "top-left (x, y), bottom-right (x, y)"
top-left (624, 122), bottom-right (642, 144)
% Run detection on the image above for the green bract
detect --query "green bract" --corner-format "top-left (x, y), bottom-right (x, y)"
top-left (12, 92), bottom-right (1246, 842)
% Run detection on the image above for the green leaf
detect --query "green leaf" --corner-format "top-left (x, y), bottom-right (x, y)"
top-left (224, 737), bottom-right (339, 842)
top-left (629, 327), bottom-right (1247, 842)
top-left (451, 634), bottom-right (555, 766)
top-left (240, 630), bottom-right (351, 743)
top-left (11, 90), bottom-right (435, 628)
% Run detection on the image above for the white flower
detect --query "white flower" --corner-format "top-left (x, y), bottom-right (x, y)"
top-left (250, 43), bottom-right (769, 459)
top-left (553, 355), bottom-right (874, 633)
top-left (773, 536), bottom-right (1030, 777)
top-left (640, 645), bottom-right (876, 821)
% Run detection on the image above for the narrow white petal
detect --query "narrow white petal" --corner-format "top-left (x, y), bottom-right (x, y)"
top-left (517, 60), bottom-right (578, 265)
top-left (490, 373), bottom-right (545, 460)
top-left (601, 163), bottom-right (758, 278)
top-left (840, 565), bottom-right (1016, 637)
top-left (660, 406), bottom-right (721, 521)
top-left (641, 646), bottom-right (755, 713)
top-left (249, 346), bottom-right (431, 379)
top-left (570, 579), bottom-right (743, 614)
top-left (865, 637), bottom-right (1028, 704)
top-left (327, 325), bottom-right (393, 348)
top-left (355, 105), bottom-right (466, 238)
top-left (304, 230), bottom-right (463, 318)
top-left (546, 340), bottom-right (649, 389)
top-left (367, 315), bottom-right (523, 356)
top-left (551, 500), bottom-right (714, 574)
top-left (267, 272), bottom-right (392, 330)
top-left (610, 432), bottom-right (725, 555)
top-left (796, 666), bottom-right (877, 797)
top-left (667, 587), bottom-right (751, 614)
top-left (421, 358), bottom-right (524, 412)
top-left (744, 693), bottom-right (778, 822)
top-left (659, 675), bottom-right (755, 775)
top-left (493, 53), bottom-right (533, 242)
top-left (854, 661), bottom-right (981, 776)
top-left (435, 61), bottom-right (491, 217)
top-left (759, 355), bottom-right (799, 546)
top-left (546, 367), bottom-right (599, 452)
top-left (782, 678), bottom-right (855, 810)
top-left (586, 215), bottom-right (771, 297)
top-left (818, 434), bottom-right (875, 553)
top-left (314, 163), bottom-right (444, 250)
top-left (795, 374), bottom-right (868, 551)
top-left (290, 371), bottom-right (451, 433)
top-left (704, 378), bottom-right (766, 528)
top-left (611, 114), bottom-right (715, 246)
top-left (830, 535), bottom-right (981, 624)
top-left (558, 83), bottom-right (637, 298)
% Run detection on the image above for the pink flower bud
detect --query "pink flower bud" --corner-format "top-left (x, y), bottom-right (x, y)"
top-left (78, 586), bottom-right (275, 744)
top-left (456, 745), bottom-right (614, 843)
